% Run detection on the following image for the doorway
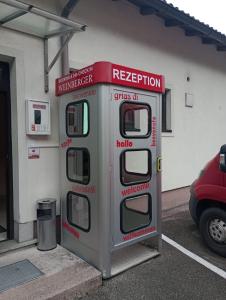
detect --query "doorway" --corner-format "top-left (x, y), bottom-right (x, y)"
top-left (0, 61), bottom-right (13, 241)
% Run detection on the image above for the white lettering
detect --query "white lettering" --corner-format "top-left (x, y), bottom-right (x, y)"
top-left (149, 77), bottom-right (156, 86)
top-left (155, 78), bottom-right (161, 87)
top-left (126, 71), bottom-right (132, 82)
top-left (89, 74), bottom-right (93, 83)
top-left (137, 74), bottom-right (143, 83)
top-left (131, 72), bottom-right (137, 83)
top-left (120, 70), bottom-right (126, 80)
top-left (143, 75), bottom-right (148, 84)
top-left (113, 68), bottom-right (120, 79)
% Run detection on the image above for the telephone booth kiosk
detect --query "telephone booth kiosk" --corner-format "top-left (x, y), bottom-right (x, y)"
top-left (56, 62), bottom-right (164, 278)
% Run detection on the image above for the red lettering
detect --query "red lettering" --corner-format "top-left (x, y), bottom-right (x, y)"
top-left (72, 185), bottom-right (96, 194)
top-left (61, 138), bottom-right (72, 148)
top-left (63, 222), bottom-right (80, 239)
top-left (33, 104), bottom-right (46, 109)
top-left (116, 140), bottom-right (133, 148)
top-left (123, 226), bottom-right (156, 241)
top-left (121, 183), bottom-right (150, 196)
top-left (150, 117), bottom-right (157, 147)
top-left (113, 92), bottom-right (138, 101)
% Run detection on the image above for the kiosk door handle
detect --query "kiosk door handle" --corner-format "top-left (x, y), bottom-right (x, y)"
top-left (157, 157), bottom-right (161, 172)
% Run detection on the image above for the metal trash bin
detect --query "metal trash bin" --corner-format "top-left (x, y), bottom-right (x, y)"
top-left (37, 198), bottom-right (57, 251)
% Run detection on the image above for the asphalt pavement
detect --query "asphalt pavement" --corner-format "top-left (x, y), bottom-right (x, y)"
top-left (79, 209), bottom-right (226, 300)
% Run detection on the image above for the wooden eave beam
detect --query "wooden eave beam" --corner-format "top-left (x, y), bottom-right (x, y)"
top-left (202, 38), bottom-right (216, 44)
top-left (217, 45), bottom-right (226, 51)
top-left (140, 6), bottom-right (156, 16)
top-left (165, 19), bottom-right (183, 27)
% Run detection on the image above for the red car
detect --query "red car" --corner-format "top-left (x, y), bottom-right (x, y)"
top-left (189, 145), bottom-right (226, 257)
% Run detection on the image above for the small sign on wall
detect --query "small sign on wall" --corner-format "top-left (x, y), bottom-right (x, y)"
top-left (185, 93), bottom-right (194, 108)
top-left (26, 100), bottom-right (51, 135)
top-left (28, 147), bottom-right (40, 159)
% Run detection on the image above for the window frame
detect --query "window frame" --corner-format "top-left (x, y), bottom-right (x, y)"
top-left (120, 149), bottom-right (152, 186)
top-left (162, 89), bottom-right (172, 133)
top-left (65, 99), bottom-right (90, 138)
top-left (120, 193), bottom-right (152, 234)
top-left (67, 191), bottom-right (91, 232)
top-left (120, 101), bottom-right (152, 139)
top-left (66, 147), bottom-right (90, 185)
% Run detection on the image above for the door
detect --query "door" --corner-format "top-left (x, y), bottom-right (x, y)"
top-left (0, 62), bottom-right (13, 241)
top-left (110, 87), bottom-right (161, 247)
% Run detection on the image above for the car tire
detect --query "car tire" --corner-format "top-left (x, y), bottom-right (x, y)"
top-left (199, 207), bottom-right (226, 257)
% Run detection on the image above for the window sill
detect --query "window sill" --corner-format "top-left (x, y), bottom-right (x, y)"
top-left (162, 131), bottom-right (174, 137)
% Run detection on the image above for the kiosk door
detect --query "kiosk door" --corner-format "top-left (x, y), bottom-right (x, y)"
top-left (110, 87), bottom-right (160, 246)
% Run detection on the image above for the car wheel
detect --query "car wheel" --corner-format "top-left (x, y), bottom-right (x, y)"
top-left (199, 207), bottom-right (226, 257)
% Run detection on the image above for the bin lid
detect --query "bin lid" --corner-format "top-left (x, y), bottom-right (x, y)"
top-left (37, 198), bottom-right (56, 209)
top-left (55, 61), bottom-right (165, 96)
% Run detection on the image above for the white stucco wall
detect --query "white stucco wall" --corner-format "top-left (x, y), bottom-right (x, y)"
top-left (0, 0), bottom-right (61, 223)
top-left (68, 0), bottom-right (226, 191)
top-left (1, 0), bottom-right (226, 226)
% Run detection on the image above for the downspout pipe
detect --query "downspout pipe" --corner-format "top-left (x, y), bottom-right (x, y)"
top-left (61, 0), bottom-right (80, 75)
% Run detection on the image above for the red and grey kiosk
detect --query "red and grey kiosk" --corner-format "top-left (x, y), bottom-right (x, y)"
top-left (56, 62), bottom-right (164, 278)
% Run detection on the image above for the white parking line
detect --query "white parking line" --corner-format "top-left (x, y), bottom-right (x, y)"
top-left (162, 234), bottom-right (226, 280)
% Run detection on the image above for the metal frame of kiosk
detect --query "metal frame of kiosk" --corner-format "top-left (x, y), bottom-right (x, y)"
top-left (56, 62), bottom-right (164, 278)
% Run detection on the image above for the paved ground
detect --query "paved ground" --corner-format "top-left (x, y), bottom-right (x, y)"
top-left (80, 208), bottom-right (226, 300)
top-left (0, 245), bottom-right (101, 300)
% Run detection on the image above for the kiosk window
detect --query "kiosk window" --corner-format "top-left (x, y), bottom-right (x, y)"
top-left (121, 150), bottom-right (151, 185)
top-left (121, 194), bottom-right (151, 233)
top-left (67, 148), bottom-right (90, 184)
top-left (66, 101), bottom-right (89, 137)
top-left (67, 192), bottom-right (90, 232)
top-left (120, 102), bottom-right (151, 137)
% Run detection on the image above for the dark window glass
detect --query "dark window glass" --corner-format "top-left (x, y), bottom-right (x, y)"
top-left (162, 89), bottom-right (172, 133)
top-left (66, 101), bottom-right (89, 137)
top-left (120, 102), bottom-right (151, 138)
top-left (121, 149), bottom-right (151, 185)
top-left (121, 194), bottom-right (152, 233)
top-left (67, 148), bottom-right (90, 184)
top-left (67, 192), bottom-right (90, 232)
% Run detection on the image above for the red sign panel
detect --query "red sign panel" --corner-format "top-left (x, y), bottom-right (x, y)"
top-left (55, 62), bottom-right (165, 96)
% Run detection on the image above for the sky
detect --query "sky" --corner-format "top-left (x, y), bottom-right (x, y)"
top-left (167, 0), bottom-right (226, 34)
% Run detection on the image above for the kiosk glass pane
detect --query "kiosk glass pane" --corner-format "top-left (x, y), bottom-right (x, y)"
top-left (121, 102), bottom-right (151, 137)
top-left (67, 148), bottom-right (90, 184)
top-left (67, 192), bottom-right (90, 231)
top-left (121, 150), bottom-right (151, 185)
top-left (66, 101), bottom-right (89, 136)
top-left (121, 194), bottom-right (151, 233)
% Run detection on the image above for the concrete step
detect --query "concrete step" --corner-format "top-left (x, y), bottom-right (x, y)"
top-left (0, 245), bottom-right (102, 300)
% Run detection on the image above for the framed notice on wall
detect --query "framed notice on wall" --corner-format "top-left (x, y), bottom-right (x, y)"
top-left (26, 100), bottom-right (51, 135)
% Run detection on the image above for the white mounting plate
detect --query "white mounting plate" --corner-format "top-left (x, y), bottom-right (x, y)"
top-left (26, 99), bottom-right (51, 135)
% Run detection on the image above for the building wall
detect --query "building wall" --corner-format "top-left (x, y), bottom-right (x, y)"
top-left (0, 0), bottom-right (61, 230)
top-left (0, 0), bottom-right (226, 237)
top-left (68, 0), bottom-right (226, 191)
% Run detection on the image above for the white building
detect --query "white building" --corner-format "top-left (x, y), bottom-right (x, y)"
top-left (0, 0), bottom-right (226, 245)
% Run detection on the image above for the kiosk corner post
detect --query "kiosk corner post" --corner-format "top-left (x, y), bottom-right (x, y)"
top-left (57, 62), bottom-right (164, 278)
top-left (98, 85), bottom-right (112, 278)
top-left (157, 92), bottom-right (162, 253)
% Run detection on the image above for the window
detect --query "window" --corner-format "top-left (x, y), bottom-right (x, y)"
top-left (67, 192), bottom-right (90, 232)
top-left (121, 194), bottom-right (152, 233)
top-left (120, 102), bottom-right (151, 138)
top-left (121, 149), bottom-right (151, 185)
top-left (162, 89), bottom-right (172, 133)
top-left (67, 148), bottom-right (90, 184)
top-left (66, 100), bottom-right (89, 137)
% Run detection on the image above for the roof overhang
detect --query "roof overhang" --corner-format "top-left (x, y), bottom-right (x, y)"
top-left (0, 0), bottom-right (86, 38)
top-left (127, 0), bottom-right (226, 52)
top-left (0, 0), bottom-right (87, 93)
